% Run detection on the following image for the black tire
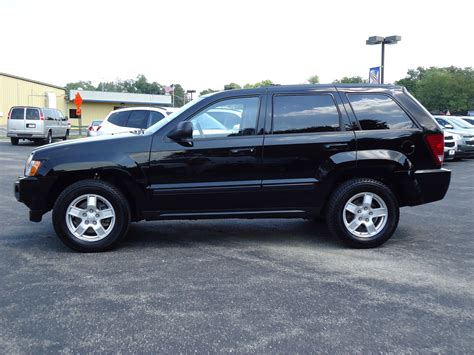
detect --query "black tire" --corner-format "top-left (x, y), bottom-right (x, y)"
top-left (52, 180), bottom-right (131, 252)
top-left (326, 178), bottom-right (399, 248)
top-left (10, 137), bottom-right (19, 145)
top-left (45, 130), bottom-right (52, 144)
top-left (63, 130), bottom-right (69, 141)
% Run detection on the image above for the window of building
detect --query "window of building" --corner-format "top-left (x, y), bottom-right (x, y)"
top-left (272, 94), bottom-right (340, 134)
top-left (190, 97), bottom-right (260, 139)
top-left (348, 94), bottom-right (416, 130)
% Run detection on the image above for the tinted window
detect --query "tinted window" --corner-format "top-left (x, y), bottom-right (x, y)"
top-left (26, 108), bottom-right (40, 120)
top-left (127, 110), bottom-right (149, 129)
top-left (273, 94), bottom-right (340, 134)
top-left (10, 108), bottom-right (24, 120)
top-left (149, 111), bottom-right (165, 127)
top-left (348, 94), bottom-right (415, 130)
top-left (108, 111), bottom-right (130, 126)
top-left (190, 97), bottom-right (260, 139)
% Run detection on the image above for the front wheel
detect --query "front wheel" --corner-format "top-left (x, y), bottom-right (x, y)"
top-left (52, 180), bottom-right (131, 252)
top-left (326, 178), bottom-right (399, 248)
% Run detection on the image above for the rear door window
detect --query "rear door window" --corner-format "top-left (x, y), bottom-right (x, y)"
top-left (108, 111), bottom-right (130, 126)
top-left (10, 108), bottom-right (24, 120)
top-left (26, 108), bottom-right (40, 120)
top-left (272, 94), bottom-right (340, 134)
top-left (127, 110), bottom-right (150, 129)
top-left (347, 94), bottom-right (416, 130)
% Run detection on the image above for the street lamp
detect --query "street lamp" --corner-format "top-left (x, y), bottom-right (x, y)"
top-left (366, 35), bottom-right (401, 84)
top-left (186, 90), bottom-right (196, 102)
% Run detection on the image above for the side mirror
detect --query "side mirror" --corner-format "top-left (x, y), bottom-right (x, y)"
top-left (445, 124), bottom-right (454, 129)
top-left (168, 121), bottom-right (193, 143)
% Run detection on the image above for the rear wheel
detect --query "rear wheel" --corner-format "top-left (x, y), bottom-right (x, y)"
top-left (10, 137), bottom-right (19, 145)
top-left (45, 131), bottom-right (53, 144)
top-left (52, 180), bottom-right (131, 252)
top-left (326, 178), bottom-right (399, 248)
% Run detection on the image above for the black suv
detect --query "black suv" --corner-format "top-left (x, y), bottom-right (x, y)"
top-left (15, 85), bottom-right (451, 252)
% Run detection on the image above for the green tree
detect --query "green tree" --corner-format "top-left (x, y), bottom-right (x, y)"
top-left (224, 82), bottom-right (241, 90)
top-left (307, 75), bottom-right (320, 84)
top-left (243, 80), bottom-right (274, 89)
top-left (65, 81), bottom-right (96, 93)
top-left (333, 76), bottom-right (367, 84)
top-left (173, 84), bottom-right (186, 107)
top-left (200, 88), bottom-right (218, 96)
top-left (396, 66), bottom-right (474, 114)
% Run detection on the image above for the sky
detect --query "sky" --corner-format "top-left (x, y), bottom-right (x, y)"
top-left (1, 0), bottom-right (473, 93)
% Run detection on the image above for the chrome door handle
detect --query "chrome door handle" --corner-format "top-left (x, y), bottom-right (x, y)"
top-left (230, 147), bottom-right (255, 154)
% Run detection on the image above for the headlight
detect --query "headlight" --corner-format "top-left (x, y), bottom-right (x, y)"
top-left (451, 133), bottom-right (462, 141)
top-left (24, 155), bottom-right (42, 176)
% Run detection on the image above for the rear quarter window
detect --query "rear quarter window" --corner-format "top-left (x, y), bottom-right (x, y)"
top-left (108, 111), bottom-right (130, 126)
top-left (10, 108), bottom-right (24, 120)
top-left (348, 94), bottom-right (416, 130)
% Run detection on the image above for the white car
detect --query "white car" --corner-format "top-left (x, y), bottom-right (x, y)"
top-left (97, 107), bottom-right (171, 136)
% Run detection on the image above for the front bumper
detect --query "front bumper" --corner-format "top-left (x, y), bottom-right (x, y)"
top-left (455, 143), bottom-right (474, 158)
top-left (15, 176), bottom-right (57, 222)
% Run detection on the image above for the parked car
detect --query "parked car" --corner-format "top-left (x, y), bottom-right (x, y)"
top-left (434, 116), bottom-right (474, 158)
top-left (87, 120), bottom-right (103, 137)
top-left (15, 85), bottom-right (451, 252)
top-left (97, 107), bottom-right (170, 136)
top-left (458, 116), bottom-right (474, 126)
top-left (443, 132), bottom-right (456, 161)
top-left (7, 106), bottom-right (69, 145)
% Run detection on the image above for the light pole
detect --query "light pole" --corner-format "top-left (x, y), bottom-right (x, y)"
top-left (366, 35), bottom-right (401, 84)
top-left (186, 90), bottom-right (196, 102)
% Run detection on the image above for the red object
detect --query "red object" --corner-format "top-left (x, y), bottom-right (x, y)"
top-left (425, 134), bottom-right (444, 165)
top-left (39, 111), bottom-right (45, 120)
top-left (7, 108), bottom-right (12, 119)
top-left (74, 92), bottom-right (83, 117)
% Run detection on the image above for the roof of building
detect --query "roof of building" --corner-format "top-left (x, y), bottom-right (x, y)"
top-left (0, 72), bottom-right (65, 91)
top-left (69, 90), bottom-right (172, 105)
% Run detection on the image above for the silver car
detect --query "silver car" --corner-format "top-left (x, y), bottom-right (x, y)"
top-left (434, 116), bottom-right (474, 158)
top-left (7, 106), bottom-right (69, 145)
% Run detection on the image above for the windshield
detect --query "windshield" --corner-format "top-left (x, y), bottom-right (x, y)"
top-left (145, 96), bottom-right (207, 133)
top-left (447, 117), bottom-right (473, 129)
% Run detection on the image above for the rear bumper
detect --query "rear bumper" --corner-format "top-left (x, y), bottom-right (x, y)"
top-left (8, 132), bottom-right (45, 139)
top-left (401, 168), bottom-right (451, 206)
top-left (15, 176), bottom-right (57, 222)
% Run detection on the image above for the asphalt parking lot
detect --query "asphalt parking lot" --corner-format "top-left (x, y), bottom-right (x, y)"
top-left (0, 140), bottom-right (473, 353)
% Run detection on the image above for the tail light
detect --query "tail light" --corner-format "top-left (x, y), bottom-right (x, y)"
top-left (96, 126), bottom-right (101, 131)
top-left (424, 133), bottom-right (444, 165)
top-left (88, 126), bottom-right (93, 131)
top-left (39, 111), bottom-right (45, 120)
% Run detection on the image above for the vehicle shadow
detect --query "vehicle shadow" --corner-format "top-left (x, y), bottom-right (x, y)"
top-left (120, 219), bottom-right (341, 250)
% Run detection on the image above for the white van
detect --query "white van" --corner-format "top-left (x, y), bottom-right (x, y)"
top-left (7, 106), bottom-right (69, 145)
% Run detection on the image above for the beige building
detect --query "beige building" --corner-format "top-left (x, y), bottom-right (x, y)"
top-left (67, 90), bottom-right (172, 127)
top-left (0, 72), bottom-right (67, 126)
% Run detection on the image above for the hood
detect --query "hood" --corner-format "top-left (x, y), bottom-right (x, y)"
top-left (31, 131), bottom-right (145, 154)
